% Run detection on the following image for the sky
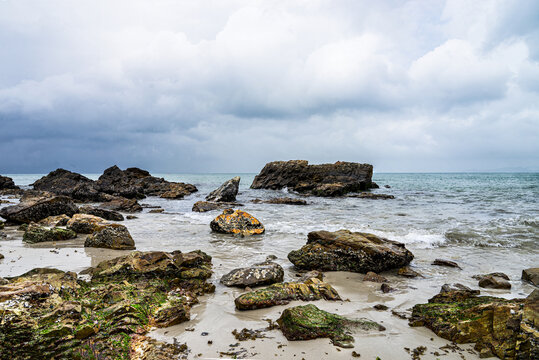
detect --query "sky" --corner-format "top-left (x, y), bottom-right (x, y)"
top-left (1, 0), bottom-right (538, 173)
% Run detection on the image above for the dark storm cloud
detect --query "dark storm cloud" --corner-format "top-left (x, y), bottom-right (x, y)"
top-left (0, 0), bottom-right (538, 173)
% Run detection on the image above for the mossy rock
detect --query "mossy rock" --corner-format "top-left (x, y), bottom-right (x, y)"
top-left (278, 304), bottom-right (384, 348)
top-left (23, 223), bottom-right (77, 243)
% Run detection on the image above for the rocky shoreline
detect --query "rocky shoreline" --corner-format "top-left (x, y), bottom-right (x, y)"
top-left (0, 162), bottom-right (537, 359)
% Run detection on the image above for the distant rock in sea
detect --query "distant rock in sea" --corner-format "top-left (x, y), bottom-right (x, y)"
top-left (206, 176), bottom-right (240, 202)
top-left (251, 160), bottom-right (375, 196)
top-left (0, 175), bottom-right (20, 190)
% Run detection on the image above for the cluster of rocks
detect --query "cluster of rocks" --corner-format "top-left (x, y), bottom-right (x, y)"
top-left (0, 250), bottom-right (214, 359)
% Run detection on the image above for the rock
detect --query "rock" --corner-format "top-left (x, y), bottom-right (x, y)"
top-left (0, 221), bottom-right (4, 229)
top-left (473, 273), bottom-right (511, 289)
top-left (251, 160), bottom-right (375, 196)
top-left (234, 277), bottom-right (341, 310)
top-left (206, 176), bottom-right (240, 202)
top-left (0, 250), bottom-right (211, 358)
top-left (432, 259), bottom-right (461, 269)
top-left (522, 268), bottom-right (539, 286)
top-left (288, 229), bottom-right (414, 273)
top-left (363, 272), bottom-right (388, 283)
top-left (0, 195), bottom-right (78, 224)
top-left (220, 260), bottom-right (284, 288)
top-left (23, 223), bottom-right (77, 243)
top-left (380, 283), bottom-right (394, 293)
top-left (0, 175), bottom-right (19, 190)
top-left (384, 185), bottom-right (391, 188)
top-left (159, 183), bottom-right (198, 199)
top-left (251, 197), bottom-right (308, 205)
top-left (96, 165), bottom-right (197, 199)
top-left (409, 289), bottom-right (538, 359)
top-left (67, 214), bottom-right (109, 234)
top-left (192, 201), bottom-right (220, 212)
top-left (84, 224), bottom-right (135, 250)
top-left (78, 205), bottom-right (124, 221)
top-left (210, 209), bottom-right (265, 235)
top-left (347, 192), bottom-right (395, 200)
top-left (38, 214), bottom-right (71, 227)
top-left (277, 304), bottom-right (384, 348)
top-left (0, 253), bottom-right (4, 260)
top-left (99, 197), bottom-right (142, 212)
top-left (397, 267), bottom-right (422, 278)
top-left (373, 304), bottom-right (388, 311)
top-left (31, 169), bottom-right (104, 202)
top-left (149, 208), bottom-right (164, 213)
top-left (296, 270), bottom-right (324, 282)
top-left (126, 215), bottom-right (137, 220)
top-left (441, 283), bottom-right (480, 295)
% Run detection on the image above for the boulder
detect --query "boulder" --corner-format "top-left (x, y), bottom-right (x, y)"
top-left (409, 289), bottom-right (538, 359)
top-left (277, 304), bottom-right (385, 348)
top-left (99, 197), bottom-right (142, 212)
top-left (84, 224), bottom-right (135, 250)
top-left (251, 197), bottom-right (307, 205)
top-left (67, 214), bottom-right (109, 234)
top-left (348, 192), bottom-right (395, 200)
top-left (38, 214), bottom-right (71, 227)
top-left (363, 272), bottom-right (388, 283)
top-left (0, 175), bottom-right (19, 190)
top-left (234, 277), bottom-right (341, 310)
top-left (206, 176), bottom-right (240, 202)
top-left (288, 229), bottom-right (414, 273)
top-left (522, 268), bottom-right (539, 286)
top-left (0, 195), bottom-right (78, 224)
top-left (192, 201), bottom-right (220, 212)
top-left (251, 160), bottom-right (375, 196)
top-left (473, 273), bottom-right (511, 289)
top-left (78, 205), bottom-right (124, 221)
top-left (210, 209), bottom-right (265, 235)
top-left (0, 253), bottom-right (4, 260)
top-left (31, 169), bottom-right (103, 202)
top-left (397, 267), bottom-right (422, 278)
top-left (23, 223), bottom-right (77, 243)
top-left (432, 259), bottom-right (461, 269)
top-left (96, 165), bottom-right (197, 199)
top-left (220, 260), bottom-right (284, 288)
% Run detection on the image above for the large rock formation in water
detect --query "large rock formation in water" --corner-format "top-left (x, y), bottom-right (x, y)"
top-left (30, 166), bottom-right (198, 202)
top-left (206, 176), bottom-right (240, 202)
top-left (251, 160), bottom-right (374, 196)
top-left (288, 229), bottom-right (414, 273)
top-left (0, 175), bottom-right (19, 190)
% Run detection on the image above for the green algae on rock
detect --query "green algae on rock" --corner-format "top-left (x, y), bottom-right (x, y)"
top-left (22, 223), bottom-right (77, 243)
top-left (0, 250), bottom-right (213, 359)
top-left (409, 290), bottom-right (538, 359)
top-left (277, 304), bottom-right (385, 348)
top-left (288, 229), bottom-right (414, 273)
top-left (235, 277), bottom-right (341, 310)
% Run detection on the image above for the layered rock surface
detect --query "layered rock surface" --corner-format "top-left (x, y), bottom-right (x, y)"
top-left (251, 160), bottom-right (375, 196)
top-left (0, 250), bottom-right (213, 359)
top-left (288, 229), bottom-right (414, 273)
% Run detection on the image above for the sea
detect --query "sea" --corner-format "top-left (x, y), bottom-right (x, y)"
top-left (1, 172), bottom-right (537, 359)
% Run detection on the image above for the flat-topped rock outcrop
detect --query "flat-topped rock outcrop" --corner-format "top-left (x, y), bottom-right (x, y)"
top-left (251, 160), bottom-right (374, 196)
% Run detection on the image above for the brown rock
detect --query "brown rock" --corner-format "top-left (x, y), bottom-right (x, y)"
top-left (251, 197), bottom-right (308, 205)
top-left (84, 224), bottom-right (135, 250)
top-left (38, 214), bottom-right (71, 227)
top-left (522, 268), bottom-right (539, 286)
top-left (363, 272), bottom-right (388, 283)
top-left (348, 192), bottom-right (395, 200)
top-left (0, 195), bottom-right (78, 224)
top-left (473, 273), bottom-right (511, 289)
top-left (78, 205), bottom-right (124, 221)
top-left (31, 169), bottom-right (104, 202)
top-left (432, 259), bottom-right (461, 269)
top-left (67, 214), bottom-right (109, 234)
top-left (397, 267), bottom-right (422, 278)
top-left (99, 197), bottom-right (142, 212)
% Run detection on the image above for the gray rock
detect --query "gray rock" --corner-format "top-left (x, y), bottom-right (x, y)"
top-left (0, 195), bottom-right (78, 224)
top-left (522, 268), bottom-right (539, 286)
top-left (206, 176), bottom-right (240, 202)
top-left (220, 261), bottom-right (284, 288)
top-left (78, 205), bottom-right (124, 221)
top-left (84, 224), bottom-right (135, 250)
top-left (0, 175), bottom-right (19, 190)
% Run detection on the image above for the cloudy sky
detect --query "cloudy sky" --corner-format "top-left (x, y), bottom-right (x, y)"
top-left (1, 0), bottom-right (538, 173)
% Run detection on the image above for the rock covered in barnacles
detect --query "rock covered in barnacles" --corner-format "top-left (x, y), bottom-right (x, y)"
top-left (220, 260), bottom-right (284, 288)
top-left (288, 229), bottom-right (414, 273)
top-left (210, 209), bottom-right (264, 235)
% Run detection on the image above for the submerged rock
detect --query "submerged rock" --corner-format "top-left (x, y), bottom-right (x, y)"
top-left (0, 250), bottom-right (212, 359)
top-left (220, 260), bottom-right (284, 288)
top-left (78, 205), bottom-right (124, 221)
top-left (522, 268), bottom-right (539, 286)
top-left (0, 175), bottom-right (19, 190)
top-left (99, 197), bottom-right (142, 212)
top-left (84, 224), bottom-right (135, 250)
top-left (432, 258), bottom-right (461, 269)
top-left (210, 209), bottom-right (265, 235)
top-left (473, 273), bottom-right (511, 289)
top-left (38, 214), bottom-right (71, 227)
top-left (347, 192), bottom-right (395, 200)
top-left (234, 277), bottom-right (341, 310)
top-left (32, 169), bottom-right (104, 202)
top-left (0, 195), bottom-right (78, 224)
top-left (397, 266), bottom-right (422, 278)
top-left (409, 289), bottom-right (538, 359)
top-left (206, 176), bottom-right (240, 202)
top-left (288, 229), bottom-right (414, 273)
top-left (23, 223), bottom-right (77, 243)
top-left (251, 197), bottom-right (308, 205)
top-left (67, 214), bottom-right (109, 234)
top-left (251, 160), bottom-right (375, 196)
top-left (277, 304), bottom-right (384, 348)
